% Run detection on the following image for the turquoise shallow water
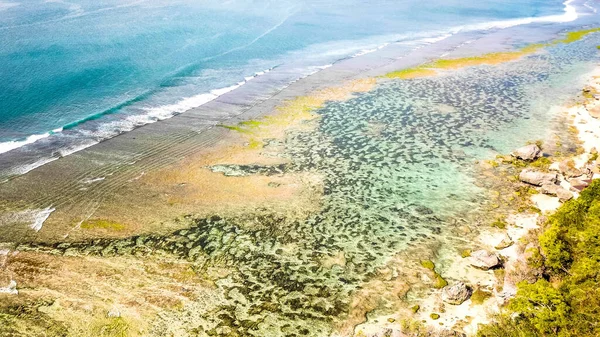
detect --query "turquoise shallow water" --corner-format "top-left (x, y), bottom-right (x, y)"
top-left (0, 0), bottom-right (568, 165)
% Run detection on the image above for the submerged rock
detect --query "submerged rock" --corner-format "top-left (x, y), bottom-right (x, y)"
top-left (469, 250), bottom-right (501, 270)
top-left (519, 169), bottom-right (557, 186)
top-left (441, 282), bottom-right (471, 305)
top-left (511, 144), bottom-right (541, 161)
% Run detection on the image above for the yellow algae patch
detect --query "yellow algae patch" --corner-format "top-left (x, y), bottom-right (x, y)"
top-left (220, 78), bottom-right (376, 146)
top-left (385, 27), bottom-right (600, 79)
top-left (555, 27), bottom-right (600, 44)
top-left (384, 67), bottom-right (437, 79)
top-left (80, 219), bottom-right (126, 231)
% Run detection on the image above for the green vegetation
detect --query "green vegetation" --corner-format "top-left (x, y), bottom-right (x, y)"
top-left (478, 180), bottom-right (600, 337)
top-left (460, 249), bottom-right (472, 258)
top-left (411, 305), bottom-right (420, 313)
top-left (91, 317), bottom-right (131, 337)
top-left (430, 313), bottom-right (440, 320)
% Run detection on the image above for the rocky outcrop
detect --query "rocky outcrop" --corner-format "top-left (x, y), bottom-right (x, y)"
top-left (511, 144), bottom-right (541, 161)
top-left (441, 282), bottom-right (471, 305)
top-left (519, 169), bottom-right (557, 186)
top-left (469, 250), bottom-right (501, 270)
top-left (541, 184), bottom-right (573, 202)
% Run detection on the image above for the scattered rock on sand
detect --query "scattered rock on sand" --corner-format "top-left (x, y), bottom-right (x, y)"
top-left (558, 160), bottom-right (584, 178)
top-left (511, 144), bottom-right (541, 161)
top-left (441, 282), bottom-right (471, 305)
top-left (519, 169), bottom-right (557, 186)
top-left (0, 280), bottom-right (18, 295)
top-left (469, 250), bottom-right (501, 270)
top-left (495, 234), bottom-right (514, 250)
top-left (541, 184), bottom-right (573, 202)
top-left (570, 178), bottom-right (592, 192)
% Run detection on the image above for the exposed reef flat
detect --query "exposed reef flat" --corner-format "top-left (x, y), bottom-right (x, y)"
top-left (2, 23), bottom-right (600, 337)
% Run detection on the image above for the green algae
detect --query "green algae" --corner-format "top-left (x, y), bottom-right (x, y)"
top-left (470, 288), bottom-right (493, 305)
top-left (420, 260), bottom-right (435, 270)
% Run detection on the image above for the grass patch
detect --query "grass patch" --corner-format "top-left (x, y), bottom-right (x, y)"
top-left (90, 317), bottom-right (130, 337)
top-left (80, 219), bottom-right (126, 231)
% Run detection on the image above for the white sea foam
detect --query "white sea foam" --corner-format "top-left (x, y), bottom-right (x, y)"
top-left (459, 0), bottom-right (577, 33)
top-left (0, 132), bottom-right (52, 155)
top-left (30, 207), bottom-right (55, 232)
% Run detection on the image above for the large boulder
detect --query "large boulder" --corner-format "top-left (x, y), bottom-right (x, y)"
top-left (519, 169), bottom-right (557, 186)
top-left (441, 282), bottom-right (471, 305)
top-left (511, 144), bottom-right (541, 161)
top-left (469, 250), bottom-right (501, 270)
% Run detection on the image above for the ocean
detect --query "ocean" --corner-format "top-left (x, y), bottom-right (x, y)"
top-left (0, 0), bottom-right (571, 176)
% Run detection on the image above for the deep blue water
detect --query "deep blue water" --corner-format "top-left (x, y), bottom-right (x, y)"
top-left (0, 0), bottom-right (567, 156)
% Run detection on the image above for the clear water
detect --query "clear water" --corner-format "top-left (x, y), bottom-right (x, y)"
top-left (0, 0), bottom-right (566, 160)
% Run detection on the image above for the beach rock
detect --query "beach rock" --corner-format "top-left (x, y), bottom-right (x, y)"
top-left (519, 169), bottom-right (557, 186)
top-left (441, 282), bottom-right (471, 305)
top-left (495, 234), bottom-right (514, 250)
top-left (558, 160), bottom-right (583, 178)
top-left (570, 178), bottom-right (591, 192)
top-left (541, 184), bottom-right (573, 202)
top-left (469, 250), bottom-right (501, 270)
top-left (0, 280), bottom-right (18, 295)
top-left (511, 144), bottom-right (541, 161)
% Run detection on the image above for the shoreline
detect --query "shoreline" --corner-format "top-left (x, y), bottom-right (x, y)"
top-left (1, 16), bottom-right (600, 337)
top-left (354, 62), bottom-right (600, 337)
